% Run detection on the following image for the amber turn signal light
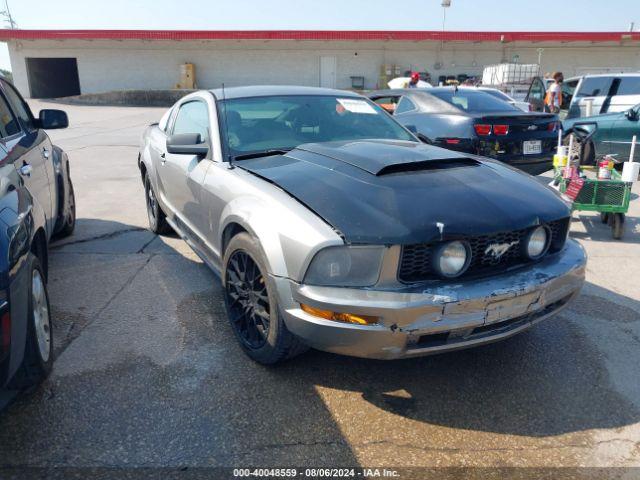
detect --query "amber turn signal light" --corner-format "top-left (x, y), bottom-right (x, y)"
top-left (300, 304), bottom-right (379, 325)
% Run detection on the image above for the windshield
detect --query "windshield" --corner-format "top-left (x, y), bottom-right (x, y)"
top-left (429, 90), bottom-right (519, 113)
top-left (218, 95), bottom-right (416, 156)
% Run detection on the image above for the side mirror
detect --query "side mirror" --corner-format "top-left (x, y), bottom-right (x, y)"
top-left (625, 109), bottom-right (639, 121)
top-left (38, 109), bottom-right (68, 129)
top-left (166, 133), bottom-right (209, 156)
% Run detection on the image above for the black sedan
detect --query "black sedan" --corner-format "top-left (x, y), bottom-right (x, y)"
top-left (368, 87), bottom-right (560, 175)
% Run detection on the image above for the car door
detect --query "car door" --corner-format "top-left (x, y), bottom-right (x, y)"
top-left (609, 104), bottom-right (640, 161)
top-left (1, 80), bottom-right (56, 236)
top-left (561, 78), bottom-right (580, 120)
top-left (525, 77), bottom-right (546, 112)
top-left (0, 86), bottom-right (55, 236)
top-left (159, 98), bottom-right (212, 241)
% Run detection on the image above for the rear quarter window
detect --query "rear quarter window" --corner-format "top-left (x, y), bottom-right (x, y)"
top-left (616, 77), bottom-right (640, 96)
top-left (395, 96), bottom-right (417, 114)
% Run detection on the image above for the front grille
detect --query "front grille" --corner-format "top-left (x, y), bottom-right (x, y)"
top-left (398, 218), bottom-right (570, 283)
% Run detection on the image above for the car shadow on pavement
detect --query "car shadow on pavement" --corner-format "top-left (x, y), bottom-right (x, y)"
top-left (1, 219), bottom-right (362, 467)
top-left (2, 217), bottom-right (639, 468)
top-left (272, 281), bottom-right (640, 438)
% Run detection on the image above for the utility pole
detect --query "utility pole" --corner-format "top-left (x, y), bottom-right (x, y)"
top-left (1, 0), bottom-right (17, 29)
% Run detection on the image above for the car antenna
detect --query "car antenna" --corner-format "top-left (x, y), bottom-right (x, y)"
top-left (222, 83), bottom-right (234, 170)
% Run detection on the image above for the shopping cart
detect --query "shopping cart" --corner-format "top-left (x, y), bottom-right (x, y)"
top-left (553, 122), bottom-right (633, 239)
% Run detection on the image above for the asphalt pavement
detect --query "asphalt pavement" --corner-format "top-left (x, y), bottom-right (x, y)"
top-left (0, 101), bottom-right (638, 474)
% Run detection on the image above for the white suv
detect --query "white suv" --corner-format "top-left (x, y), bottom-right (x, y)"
top-left (562, 73), bottom-right (640, 119)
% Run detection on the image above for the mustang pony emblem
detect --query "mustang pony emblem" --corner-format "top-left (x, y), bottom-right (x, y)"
top-left (485, 241), bottom-right (519, 259)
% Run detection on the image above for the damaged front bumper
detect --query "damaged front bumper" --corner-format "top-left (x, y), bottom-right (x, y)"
top-left (275, 239), bottom-right (586, 360)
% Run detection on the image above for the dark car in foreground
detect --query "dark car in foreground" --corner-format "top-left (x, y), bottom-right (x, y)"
top-left (139, 86), bottom-right (585, 364)
top-left (0, 76), bottom-right (75, 391)
top-left (368, 87), bottom-right (560, 175)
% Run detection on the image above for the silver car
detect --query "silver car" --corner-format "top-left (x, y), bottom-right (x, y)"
top-left (138, 86), bottom-right (586, 364)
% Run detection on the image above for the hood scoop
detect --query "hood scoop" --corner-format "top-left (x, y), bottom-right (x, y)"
top-left (377, 158), bottom-right (480, 176)
top-left (295, 139), bottom-right (473, 176)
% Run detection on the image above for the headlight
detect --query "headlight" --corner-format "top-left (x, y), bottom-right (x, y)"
top-left (432, 241), bottom-right (470, 278)
top-left (304, 246), bottom-right (385, 287)
top-left (524, 226), bottom-right (549, 259)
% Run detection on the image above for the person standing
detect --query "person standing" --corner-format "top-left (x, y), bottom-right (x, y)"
top-left (545, 71), bottom-right (564, 113)
top-left (407, 72), bottom-right (421, 88)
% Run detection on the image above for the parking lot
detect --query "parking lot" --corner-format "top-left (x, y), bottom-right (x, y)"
top-left (0, 100), bottom-right (639, 470)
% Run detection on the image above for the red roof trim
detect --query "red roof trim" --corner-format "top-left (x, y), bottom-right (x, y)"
top-left (0, 29), bottom-right (638, 43)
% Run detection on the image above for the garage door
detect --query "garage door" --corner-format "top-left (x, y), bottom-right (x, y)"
top-left (25, 58), bottom-right (81, 98)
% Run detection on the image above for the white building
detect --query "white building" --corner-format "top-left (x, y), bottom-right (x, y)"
top-left (1, 29), bottom-right (639, 98)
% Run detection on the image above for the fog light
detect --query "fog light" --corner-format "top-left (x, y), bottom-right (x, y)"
top-left (525, 226), bottom-right (549, 260)
top-left (300, 304), bottom-right (379, 325)
top-left (432, 240), bottom-right (470, 278)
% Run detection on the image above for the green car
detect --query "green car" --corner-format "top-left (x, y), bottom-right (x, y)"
top-left (563, 103), bottom-right (640, 166)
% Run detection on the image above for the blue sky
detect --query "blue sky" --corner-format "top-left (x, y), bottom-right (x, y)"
top-left (1, 0), bottom-right (638, 71)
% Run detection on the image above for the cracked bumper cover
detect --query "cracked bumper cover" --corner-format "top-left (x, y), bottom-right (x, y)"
top-left (274, 239), bottom-right (586, 360)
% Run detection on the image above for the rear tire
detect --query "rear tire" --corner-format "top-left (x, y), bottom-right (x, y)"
top-left (8, 255), bottom-right (53, 390)
top-left (222, 232), bottom-right (308, 365)
top-left (144, 173), bottom-right (171, 234)
top-left (612, 213), bottom-right (624, 240)
top-left (58, 181), bottom-right (76, 238)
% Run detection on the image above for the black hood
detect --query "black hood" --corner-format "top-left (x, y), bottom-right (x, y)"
top-left (239, 140), bottom-right (570, 245)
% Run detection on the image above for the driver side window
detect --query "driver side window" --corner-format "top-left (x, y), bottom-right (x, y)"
top-left (172, 101), bottom-right (210, 143)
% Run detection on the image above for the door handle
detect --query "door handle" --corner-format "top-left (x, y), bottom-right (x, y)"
top-left (42, 147), bottom-right (50, 159)
top-left (19, 162), bottom-right (33, 177)
top-left (160, 152), bottom-right (166, 164)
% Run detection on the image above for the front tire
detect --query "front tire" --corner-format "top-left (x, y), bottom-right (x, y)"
top-left (144, 173), bottom-right (171, 234)
top-left (222, 233), bottom-right (308, 364)
top-left (8, 254), bottom-right (53, 390)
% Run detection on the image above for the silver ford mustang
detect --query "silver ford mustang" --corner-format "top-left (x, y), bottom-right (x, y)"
top-left (138, 86), bottom-right (586, 364)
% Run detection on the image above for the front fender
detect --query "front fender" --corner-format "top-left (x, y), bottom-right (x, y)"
top-left (218, 194), bottom-right (342, 282)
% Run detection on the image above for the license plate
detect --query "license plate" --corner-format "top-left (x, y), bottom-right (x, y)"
top-left (523, 140), bottom-right (542, 155)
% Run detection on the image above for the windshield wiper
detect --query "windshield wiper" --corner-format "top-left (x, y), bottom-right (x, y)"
top-left (231, 149), bottom-right (291, 161)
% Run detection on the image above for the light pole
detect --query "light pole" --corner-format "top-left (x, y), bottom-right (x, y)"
top-left (437, 0), bottom-right (451, 79)
top-left (441, 0), bottom-right (451, 33)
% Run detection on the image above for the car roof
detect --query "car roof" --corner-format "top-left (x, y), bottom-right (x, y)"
top-left (565, 72), bottom-right (640, 81)
top-left (367, 88), bottom-right (432, 96)
top-left (369, 86), bottom-right (500, 96)
top-left (209, 85), bottom-right (363, 100)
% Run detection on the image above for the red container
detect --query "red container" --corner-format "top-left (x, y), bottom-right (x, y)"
top-left (598, 159), bottom-right (613, 180)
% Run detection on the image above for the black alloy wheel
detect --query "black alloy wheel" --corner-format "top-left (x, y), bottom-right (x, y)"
top-left (225, 250), bottom-right (271, 349)
top-left (144, 173), bottom-right (171, 234)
